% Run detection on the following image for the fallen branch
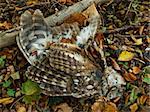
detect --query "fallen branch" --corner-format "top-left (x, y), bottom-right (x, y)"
top-left (0, 0), bottom-right (110, 48)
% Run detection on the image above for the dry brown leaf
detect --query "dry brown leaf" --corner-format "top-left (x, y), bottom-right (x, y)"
top-left (64, 13), bottom-right (86, 25)
top-left (82, 4), bottom-right (99, 18)
top-left (132, 66), bottom-right (141, 74)
top-left (147, 37), bottom-right (150, 43)
top-left (137, 95), bottom-right (148, 105)
top-left (125, 95), bottom-right (130, 105)
top-left (118, 51), bottom-right (134, 61)
top-left (58, 0), bottom-right (73, 4)
top-left (53, 103), bottom-right (73, 112)
top-left (112, 97), bottom-right (120, 103)
top-left (15, 7), bottom-right (22, 11)
top-left (26, 0), bottom-right (38, 5)
top-left (92, 97), bottom-right (118, 112)
top-left (17, 106), bottom-right (26, 112)
top-left (64, 4), bottom-right (99, 26)
top-left (0, 97), bottom-right (14, 105)
top-left (146, 96), bottom-right (150, 106)
top-left (123, 72), bottom-right (137, 82)
top-left (108, 45), bottom-right (118, 50)
top-left (0, 21), bottom-right (13, 29)
top-left (139, 26), bottom-right (144, 35)
top-left (130, 103), bottom-right (138, 112)
top-left (105, 102), bottom-right (117, 112)
top-left (110, 58), bottom-right (121, 71)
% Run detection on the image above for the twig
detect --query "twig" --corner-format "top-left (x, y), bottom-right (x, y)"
top-left (10, 95), bottom-right (25, 109)
top-left (114, 34), bottom-right (147, 38)
top-left (104, 25), bottom-right (140, 34)
top-left (0, 0), bottom-right (111, 48)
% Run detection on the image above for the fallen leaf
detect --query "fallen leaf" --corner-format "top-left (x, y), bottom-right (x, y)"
top-left (125, 95), bottom-right (130, 105)
top-left (17, 106), bottom-right (26, 112)
top-left (135, 38), bottom-right (143, 45)
top-left (92, 97), bottom-right (118, 112)
top-left (139, 26), bottom-right (144, 35)
top-left (130, 103), bottom-right (138, 112)
top-left (58, 0), bottom-right (73, 4)
top-left (130, 34), bottom-right (143, 45)
top-left (2, 80), bottom-right (12, 88)
top-left (147, 37), bottom-right (150, 43)
top-left (0, 97), bottom-right (14, 105)
top-left (118, 51), bottom-right (134, 61)
top-left (110, 58), bottom-right (121, 71)
top-left (0, 56), bottom-right (6, 68)
top-left (143, 77), bottom-right (150, 84)
top-left (7, 89), bottom-right (16, 97)
top-left (21, 80), bottom-right (41, 95)
top-left (82, 4), bottom-right (99, 19)
top-left (123, 72), bottom-right (137, 82)
top-left (11, 72), bottom-right (20, 80)
top-left (137, 95), bottom-right (148, 105)
top-left (130, 88), bottom-right (138, 103)
top-left (26, 0), bottom-right (38, 5)
top-left (7, 65), bottom-right (15, 74)
top-left (53, 103), bottom-right (73, 112)
top-left (64, 13), bottom-right (86, 25)
top-left (132, 66), bottom-right (141, 74)
top-left (0, 21), bottom-right (13, 29)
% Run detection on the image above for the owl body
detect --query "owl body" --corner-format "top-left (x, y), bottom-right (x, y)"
top-left (16, 9), bottom-right (104, 98)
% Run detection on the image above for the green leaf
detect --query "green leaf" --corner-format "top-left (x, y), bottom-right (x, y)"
top-left (23, 94), bottom-right (41, 104)
top-left (10, 72), bottom-right (20, 80)
top-left (143, 66), bottom-right (150, 74)
top-left (143, 77), bottom-right (150, 84)
top-left (0, 56), bottom-right (6, 68)
top-left (21, 80), bottom-right (41, 95)
top-left (7, 89), bottom-right (15, 97)
top-left (130, 88), bottom-right (138, 103)
top-left (2, 80), bottom-right (12, 88)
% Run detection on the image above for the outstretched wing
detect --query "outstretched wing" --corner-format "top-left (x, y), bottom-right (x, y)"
top-left (17, 9), bottom-right (52, 64)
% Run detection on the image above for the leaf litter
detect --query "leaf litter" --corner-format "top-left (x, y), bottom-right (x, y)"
top-left (0, 0), bottom-right (150, 112)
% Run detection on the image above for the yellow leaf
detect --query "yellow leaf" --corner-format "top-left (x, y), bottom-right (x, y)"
top-left (26, 0), bottom-right (38, 5)
top-left (0, 97), bottom-right (14, 105)
top-left (135, 38), bottom-right (142, 45)
top-left (118, 51), bottom-right (134, 61)
top-left (17, 106), bottom-right (26, 112)
top-left (130, 103), bottom-right (138, 112)
top-left (130, 34), bottom-right (143, 45)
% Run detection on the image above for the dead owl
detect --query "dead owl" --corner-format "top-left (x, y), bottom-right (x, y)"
top-left (17, 9), bottom-right (126, 99)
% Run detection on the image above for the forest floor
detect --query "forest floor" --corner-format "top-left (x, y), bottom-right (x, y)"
top-left (0, 0), bottom-right (149, 112)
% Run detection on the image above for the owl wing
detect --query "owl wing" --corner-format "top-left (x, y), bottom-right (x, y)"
top-left (16, 9), bottom-right (52, 64)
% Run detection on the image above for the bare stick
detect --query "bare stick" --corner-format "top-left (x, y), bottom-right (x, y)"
top-left (0, 0), bottom-right (110, 48)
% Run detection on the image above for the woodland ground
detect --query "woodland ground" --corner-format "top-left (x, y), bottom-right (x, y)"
top-left (0, 0), bottom-right (149, 112)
